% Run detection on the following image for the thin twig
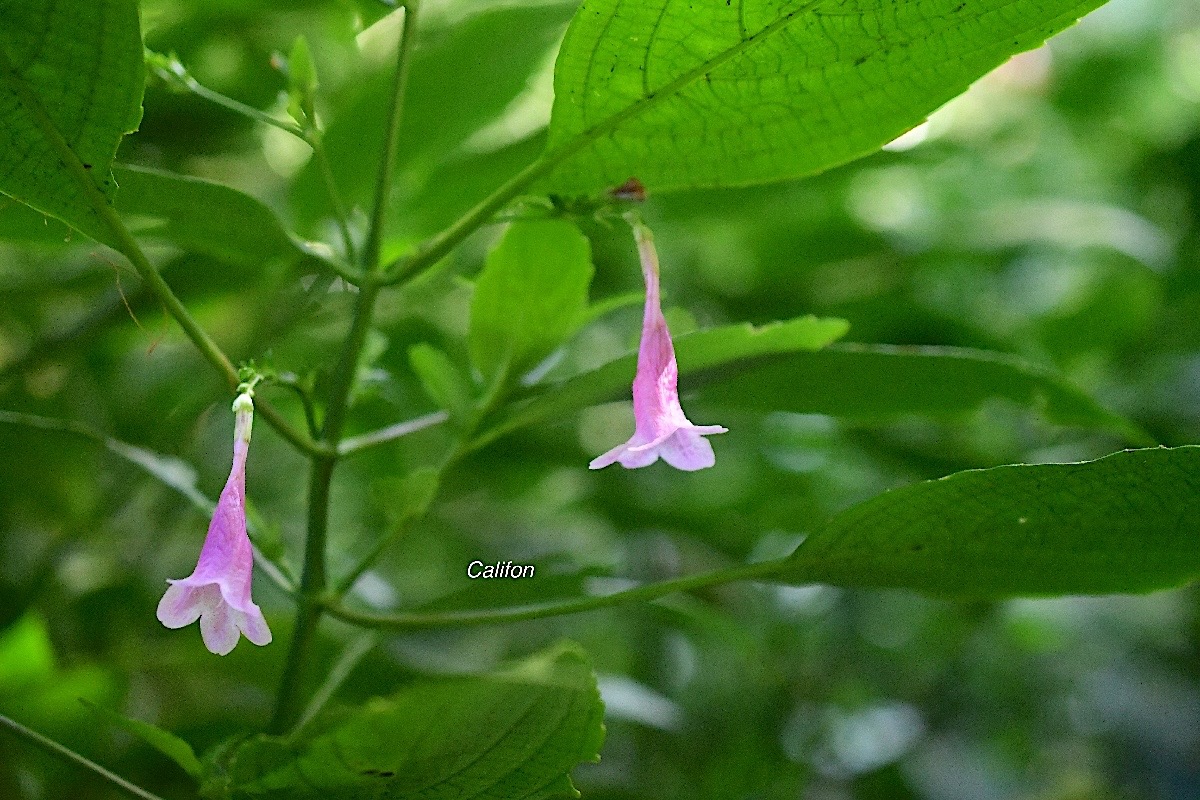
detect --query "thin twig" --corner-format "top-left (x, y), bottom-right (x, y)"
top-left (337, 410), bottom-right (448, 456)
top-left (323, 558), bottom-right (792, 631)
top-left (0, 713), bottom-right (168, 800)
top-left (291, 633), bottom-right (378, 738)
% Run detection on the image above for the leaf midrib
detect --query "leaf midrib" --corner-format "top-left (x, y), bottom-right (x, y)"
top-left (544, 0), bottom-right (824, 176)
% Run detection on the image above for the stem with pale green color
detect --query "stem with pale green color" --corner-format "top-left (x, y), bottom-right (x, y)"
top-left (337, 410), bottom-right (448, 456)
top-left (269, 1), bottom-right (421, 736)
top-left (0, 714), bottom-right (167, 800)
top-left (382, 155), bottom-right (554, 285)
top-left (310, 131), bottom-right (358, 263)
top-left (324, 558), bottom-right (792, 630)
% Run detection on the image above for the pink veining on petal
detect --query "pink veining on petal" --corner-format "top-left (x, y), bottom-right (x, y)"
top-left (157, 394), bottom-right (272, 655)
top-left (589, 221), bottom-right (726, 471)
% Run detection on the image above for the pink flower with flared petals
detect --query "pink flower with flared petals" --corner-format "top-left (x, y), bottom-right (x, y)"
top-left (157, 393), bottom-right (271, 655)
top-left (589, 221), bottom-right (726, 471)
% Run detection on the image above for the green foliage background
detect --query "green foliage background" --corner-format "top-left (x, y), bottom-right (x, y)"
top-left (1, 0), bottom-right (1200, 798)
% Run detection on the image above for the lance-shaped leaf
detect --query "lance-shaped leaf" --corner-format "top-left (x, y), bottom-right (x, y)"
top-left (113, 165), bottom-right (308, 268)
top-left (0, 0), bottom-right (144, 242)
top-left (695, 344), bottom-right (1150, 443)
top-left (781, 446), bottom-right (1200, 596)
top-left (82, 701), bottom-right (202, 779)
top-left (543, 0), bottom-right (1108, 194)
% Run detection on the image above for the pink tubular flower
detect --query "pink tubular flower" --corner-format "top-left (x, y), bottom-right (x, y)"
top-left (157, 393), bottom-right (272, 655)
top-left (589, 221), bottom-right (726, 471)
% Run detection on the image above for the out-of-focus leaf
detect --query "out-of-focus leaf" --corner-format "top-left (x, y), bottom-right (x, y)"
top-left (371, 466), bottom-right (441, 527)
top-left (408, 343), bottom-right (473, 421)
top-left (82, 701), bottom-right (203, 778)
top-left (780, 446), bottom-right (1200, 596)
top-left (212, 642), bottom-right (604, 800)
top-left (484, 315), bottom-right (849, 443)
top-left (0, 0), bottom-right (144, 242)
top-left (285, 36), bottom-right (318, 128)
top-left (290, 2), bottom-right (572, 232)
top-left (113, 165), bottom-right (308, 267)
top-left (469, 219), bottom-right (594, 383)
top-left (0, 614), bottom-right (55, 694)
top-left (696, 343), bottom-right (1150, 443)
top-left (543, 0), bottom-right (1108, 194)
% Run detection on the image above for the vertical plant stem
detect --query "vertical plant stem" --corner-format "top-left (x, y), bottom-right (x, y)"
top-left (361, 0), bottom-right (420, 271)
top-left (268, 455), bottom-right (335, 734)
top-left (269, 0), bottom-right (421, 735)
top-left (0, 714), bottom-right (167, 800)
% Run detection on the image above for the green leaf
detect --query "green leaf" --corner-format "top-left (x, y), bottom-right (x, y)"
top-left (81, 701), bottom-right (203, 779)
top-left (370, 466), bottom-right (441, 527)
top-left (0, 614), bottom-right (55, 695)
top-left (781, 446), bottom-right (1200, 597)
top-left (408, 343), bottom-right (474, 421)
top-left (218, 642), bottom-right (604, 800)
top-left (696, 343), bottom-right (1149, 443)
top-left (0, 0), bottom-right (144, 241)
top-left (286, 36), bottom-right (318, 128)
top-left (470, 219), bottom-right (595, 383)
top-left (483, 315), bottom-right (850, 444)
top-left (112, 165), bottom-right (308, 267)
top-left (543, 0), bottom-right (1108, 194)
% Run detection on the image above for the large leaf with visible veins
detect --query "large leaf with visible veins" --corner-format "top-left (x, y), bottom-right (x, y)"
top-left (543, 0), bottom-right (1108, 194)
top-left (0, 0), bottom-right (143, 243)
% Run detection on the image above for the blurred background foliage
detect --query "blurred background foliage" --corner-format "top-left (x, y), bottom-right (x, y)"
top-left (1, 0), bottom-right (1200, 797)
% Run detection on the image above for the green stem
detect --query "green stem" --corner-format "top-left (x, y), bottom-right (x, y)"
top-left (325, 558), bottom-right (793, 631)
top-left (337, 410), bottom-right (448, 456)
top-left (0, 713), bottom-right (167, 800)
top-left (185, 78), bottom-right (306, 138)
top-left (103, 204), bottom-right (322, 457)
top-left (269, 454), bottom-right (335, 734)
top-left (270, 2), bottom-right (422, 734)
top-left (361, 0), bottom-right (420, 270)
top-left (150, 52), bottom-right (361, 281)
top-left (381, 155), bottom-right (553, 285)
top-left (334, 359), bottom-right (510, 595)
top-left (276, 373), bottom-right (322, 440)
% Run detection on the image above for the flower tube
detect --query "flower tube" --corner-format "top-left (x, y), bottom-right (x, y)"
top-left (157, 392), bottom-right (271, 655)
top-left (589, 221), bottom-right (726, 471)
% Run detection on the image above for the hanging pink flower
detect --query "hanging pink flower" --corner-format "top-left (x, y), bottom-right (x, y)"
top-left (589, 220), bottom-right (726, 471)
top-left (157, 393), bottom-right (271, 655)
